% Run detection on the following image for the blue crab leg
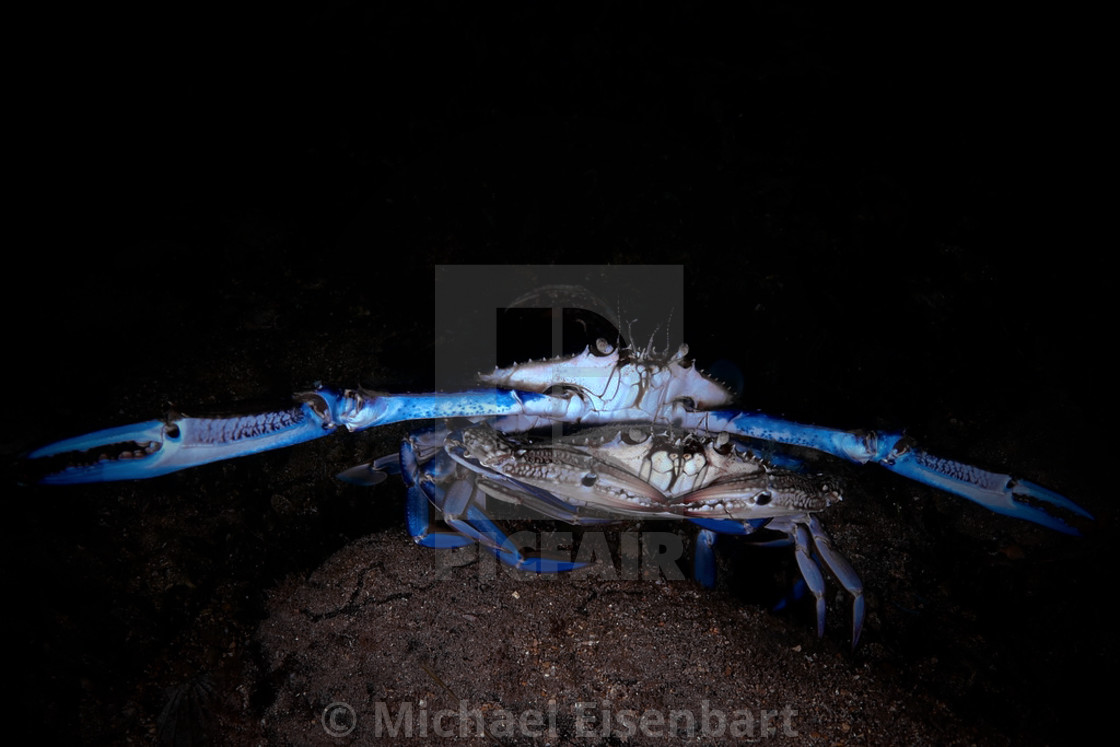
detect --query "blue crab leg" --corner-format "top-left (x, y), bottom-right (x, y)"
top-left (405, 480), bottom-right (475, 550)
top-left (28, 402), bottom-right (337, 484)
top-left (764, 515), bottom-right (864, 648)
top-left (395, 434), bottom-right (497, 552)
top-left (27, 386), bottom-right (568, 484)
top-left (396, 435), bottom-right (475, 550)
top-left (398, 434), bottom-right (591, 571)
top-left (420, 482), bottom-right (588, 573)
top-left (689, 517), bottom-right (772, 536)
top-left (452, 505), bottom-right (589, 573)
top-left (689, 522), bottom-right (764, 588)
top-left (689, 518), bottom-right (773, 588)
top-left (692, 528), bottom-right (719, 588)
top-left (335, 453), bottom-right (398, 487)
top-left (684, 411), bottom-right (1092, 535)
top-left (791, 522), bottom-right (829, 639)
top-left (805, 515), bottom-right (864, 648)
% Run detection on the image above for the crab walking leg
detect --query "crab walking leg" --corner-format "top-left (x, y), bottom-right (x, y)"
top-left (805, 515), bottom-right (865, 648)
top-left (692, 529), bottom-right (719, 589)
top-left (689, 518), bottom-right (773, 588)
top-left (398, 433), bottom-right (475, 550)
top-left (791, 521), bottom-right (829, 639)
top-left (415, 478), bottom-right (591, 573)
top-left (395, 429), bottom-right (593, 571)
top-left (760, 515), bottom-right (865, 648)
top-left (683, 411), bottom-right (1092, 534)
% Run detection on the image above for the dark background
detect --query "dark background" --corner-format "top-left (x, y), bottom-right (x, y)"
top-left (7, 2), bottom-right (1108, 744)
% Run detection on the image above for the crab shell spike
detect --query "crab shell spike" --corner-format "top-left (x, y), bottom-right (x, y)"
top-left (479, 344), bottom-right (735, 412)
top-left (479, 345), bottom-right (626, 393)
top-left (663, 354), bottom-right (735, 410)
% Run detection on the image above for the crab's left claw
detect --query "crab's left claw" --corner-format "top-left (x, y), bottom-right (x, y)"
top-left (27, 394), bottom-right (346, 484)
top-left (691, 412), bottom-right (1092, 536)
top-left (882, 441), bottom-right (1093, 535)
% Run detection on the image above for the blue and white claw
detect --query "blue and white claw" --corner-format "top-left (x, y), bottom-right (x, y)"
top-left (29, 399), bottom-right (337, 484)
top-left (680, 411), bottom-right (1093, 535)
top-left (27, 384), bottom-right (569, 484)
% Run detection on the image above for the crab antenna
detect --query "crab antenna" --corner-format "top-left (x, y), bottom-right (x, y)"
top-left (613, 297), bottom-right (624, 351)
top-left (645, 325), bottom-right (659, 356)
top-left (665, 306), bottom-right (676, 354)
top-left (622, 313), bottom-right (638, 353)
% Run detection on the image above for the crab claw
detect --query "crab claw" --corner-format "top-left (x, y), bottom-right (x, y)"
top-left (28, 397), bottom-right (342, 484)
top-left (694, 412), bottom-right (1092, 536)
top-left (882, 442), bottom-right (1093, 535)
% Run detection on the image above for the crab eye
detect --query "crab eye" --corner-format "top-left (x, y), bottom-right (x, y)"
top-left (622, 428), bottom-right (649, 445)
top-left (674, 397), bottom-right (696, 411)
top-left (594, 338), bottom-right (615, 356)
top-left (753, 491), bottom-right (772, 506)
top-left (581, 473), bottom-right (598, 487)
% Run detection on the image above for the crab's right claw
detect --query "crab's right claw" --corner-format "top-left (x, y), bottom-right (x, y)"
top-left (28, 397), bottom-right (342, 484)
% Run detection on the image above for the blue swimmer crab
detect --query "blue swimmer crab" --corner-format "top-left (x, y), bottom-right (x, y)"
top-left (27, 338), bottom-right (1091, 648)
